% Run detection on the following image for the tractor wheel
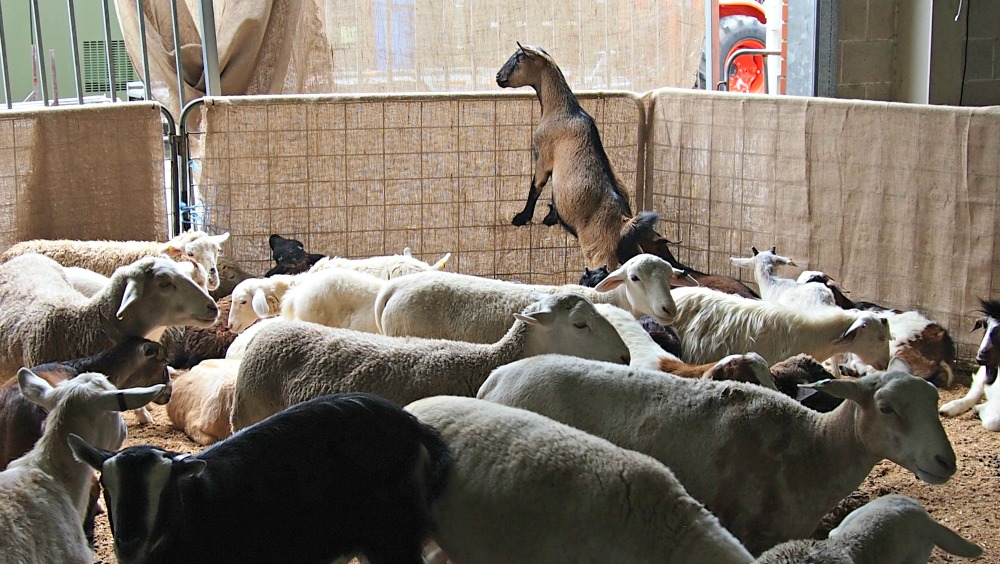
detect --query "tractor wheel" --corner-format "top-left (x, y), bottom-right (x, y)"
top-left (696, 15), bottom-right (768, 94)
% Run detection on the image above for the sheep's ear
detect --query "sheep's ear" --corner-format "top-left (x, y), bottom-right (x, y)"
top-left (832, 316), bottom-right (868, 345)
top-left (514, 311), bottom-right (551, 326)
top-left (431, 253), bottom-right (452, 270)
top-left (251, 288), bottom-right (271, 318)
top-left (67, 433), bottom-right (113, 470)
top-left (161, 244), bottom-right (184, 259)
top-left (96, 384), bottom-right (166, 412)
top-left (402, 247), bottom-right (413, 257)
top-left (594, 264), bottom-right (627, 292)
top-left (17, 368), bottom-right (54, 408)
top-left (116, 278), bottom-right (144, 320)
top-left (801, 378), bottom-right (868, 404)
top-left (209, 232), bottom-right (230, 246)
top-left (886, 357), bottom-right (913, 374)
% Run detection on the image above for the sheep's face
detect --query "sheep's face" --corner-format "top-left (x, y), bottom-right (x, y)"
top-left (496, 44), bottom-right (550, 89)
top-left (974, 298), bottom-right (1000, 385)
top-left (516, 293), bottom-right (630, 365)
top-left (593, 254), bottom-right (677, 325)
top-left (182, 236), bottom-right (228, 291)
top-left (834, 312), bottom-right (891, 370)
top-left (228, 279), bottom-right (285, 333)
top-left (116, 258), bottom-right (218, 330)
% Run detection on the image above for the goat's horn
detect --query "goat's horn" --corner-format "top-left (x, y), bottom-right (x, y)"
top-left (770, 246), bottom-right (776, 253)
top-left (751, 246), bottom-right (759, 256)
top-left (516, 41), bottom-right (524, 51)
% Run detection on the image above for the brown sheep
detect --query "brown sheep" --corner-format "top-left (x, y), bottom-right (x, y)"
top-left (167, 295), bottom-right (238, 369)
top-left (497, 43), bottom-right (661, 270)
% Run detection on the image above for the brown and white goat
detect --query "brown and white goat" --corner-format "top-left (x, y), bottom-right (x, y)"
top-left (497, 43), bottom-right (659, 270)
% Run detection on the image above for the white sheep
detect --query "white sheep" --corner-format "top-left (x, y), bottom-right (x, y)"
top-left (375, 253), bottom-right (679, 344)
top-left (224, 317), bottom-right (280, 360)
top-left (64, 259), bottom-right (211, 298)
top-left (407, 395), bottom-right (755, 564)
top-left (757, 494), bottom-right (982, 563)
top-left (280, 268), bottom-right (385, 333)
top-left (309, 247), bottom-right (451, 278)
top-left (478, 355), bottom-right (956, 555)
top-left (230, 292), bottom-right (631, 430)
top-left (940, 297), bottom-right (1000, 430)
top-left (0, 254), bottom-right (219, 376)
top-left (593, 303), bottom-right (776, 389)
top-left (729, 246), bottom-right (835, 308)
top-left (227, 274), bottom-right (298, 333)
top-left (669, 286), bottom-right (890, 368)
top-left (0, 369), bottom-right (164, 563)
top-left (167, 359), bottom-right (240, 446)
top-left (1, 230), bottom-right (231, 291)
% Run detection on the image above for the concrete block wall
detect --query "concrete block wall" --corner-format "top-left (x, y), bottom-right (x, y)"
top-left (836, 0), bottom-right (899, 101)
top-left (963, 0), bottom-right (1000, 105)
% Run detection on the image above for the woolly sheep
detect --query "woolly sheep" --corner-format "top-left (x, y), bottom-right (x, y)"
top-left (280, 268), bottom-right (385, 333)
top-left (670, 286), bottom-right (890, 367)
top-left (940, 297), bottom-right (1000, 430)
top-left (376, 253), bottom-right (678, 344)
top-left (227, 274), bottom-right (297, 333)
top-left (309, 247), bottom-right (452, 279)
top-left (478, 355), bottom-right (956, 554)
top-left (497, 44), bottom-right (662, 269)
top-left (407, 396), bottom-right (755, 564)
top-left (593, 303), bottom-right (776, 389)
top-left (0, 254), bottom-right (218, 376)
top-left (167, 359), bottom-right (241, 446)
top-left (0, 370), bottom-right (163, 563)
top-left (71, 392), bottom-right (451, 564)
top-left (231, 293), bottom-right (630, 430)
top-left (1, 230), bottom-right (231, 291)
top-left (729, 246), bottom-right (835, 308)
top-left (757, 494), bottom-right (982, 563)
top-left (210, 254), bottom-right (254, 300)
top-left (167, 295), bottom-right (238, 369)
top-left (225, 317), bottom-right (280, 361)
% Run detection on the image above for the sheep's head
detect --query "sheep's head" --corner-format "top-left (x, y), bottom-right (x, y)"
top-left (496, 43), bottom-right (553, 89)
top-left (114, 257), bottom-right (218, 333)
top-left (592, 254), bottom-right (678, 325)
top-left (973, 297), bottom-right (1000, 385)
top-left (162, 232), bottom-right (229, 291)
top-left (516, 292), bottom-right (630, 365)
top-left (228, 277), bottom-right (289, 333)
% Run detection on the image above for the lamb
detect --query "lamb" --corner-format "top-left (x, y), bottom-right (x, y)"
top-left (227, 274), bottom-right (297, 333)
top-left (496, 43), bottom-right (662, 269)
top-left (1, 230), bottom-right (231, 291)
top-left (593, 303), bottom-right (776, 389)
top-left (0, 254), bottom-right (218, 376)
top-left (231, 292), bottom-right (630, 430)
top-left (280, 268), bottom-right (385, 333)
top-left (729, 246), bottom-right (835, 308)
top-left (940, 297), bottom-right (1000, 430)
top-left (757, 494), bottom-right (982, 563)
top-left (167, 359), bottom-right (241, 446)
top-left (310, 247), bottom-right (452, 279)
top-left (407, 395), bottom-right (755, 564)
top-left (70, 392), bottom-right (451, 564)
top-left (264, 233), bottom-right (324, 276)
top-left (376, 253), bottom-right (678, 344)
top-left (0, 370), bottom-right (164, 564)
top-left (478, 355), bottom-right (956, 554)
top-left (669, 286), bottom-right (891, 368)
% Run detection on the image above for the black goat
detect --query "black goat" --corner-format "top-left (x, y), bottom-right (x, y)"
top-left (265, 233), bottom-right (324, 276)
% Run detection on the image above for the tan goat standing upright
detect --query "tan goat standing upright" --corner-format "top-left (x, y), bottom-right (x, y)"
top-left (496, 43), bottom-right (660, 270)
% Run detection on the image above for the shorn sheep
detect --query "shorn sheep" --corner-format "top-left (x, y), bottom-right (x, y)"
top-left (231, 293), bottom-right (630, 430)
top-left (407, 396), bottom-right (755, 564)
top-left (0, 254), bottom-right (218, 376)
top-left (70, 392), bottom-right (451, 564)
top-left (478, 355), bottom-right (956, 554)
top-left (497, 43), bottom-right (661, 269)
top-left (376, 253), bottom-right (678, 344)
top-left (940, 297), bottom-right (1000, 430)
top-left (757, 494), bottom-right (981, 563)
top-left (227, 274), bottom-right (297, 333)
top-left (670, 285), bottom-right (890, 368)
top-left (1, 230), bottom-right (231, 291)
top-left (166, 358), bottom-right (240, 446)
top-left (280, 268), bottom-right (385, 333)
top-left (310, 247), bottom-right (452, 279)
top-left (0, 370), bottom-right (164, 564)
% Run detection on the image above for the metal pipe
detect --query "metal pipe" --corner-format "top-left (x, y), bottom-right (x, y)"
top-left (66, 0), bottom-right (85, 105)
top-left (716, 47), bottom-right (782, 92)
top-left (160, 105), bottom-right (180, 236)
top-left (100, 0), bottom-right (117, 102)
top-left (0, 3), bottom-right (11, 109)
top-left (178, 98), bottom-right (206, 231)
top-left (703, 0), bottom-right (719, 91)
top-left (29, 0), bottom-right (50, 106)
top-left (198, 0), bottom-right (221, 96)
top-left (49, 49), bottom-right (59, 105)
top-left (136, 0), bottom-right (152, 101)
top-left (169, 0), bottom-right (186, 109)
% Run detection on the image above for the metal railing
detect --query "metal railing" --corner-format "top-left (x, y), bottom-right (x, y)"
top-left (716, 47), bottom-right (782, 92)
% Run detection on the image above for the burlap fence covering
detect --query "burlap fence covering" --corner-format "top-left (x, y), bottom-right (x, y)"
top-left (0, 103), bottom-right (167, 249)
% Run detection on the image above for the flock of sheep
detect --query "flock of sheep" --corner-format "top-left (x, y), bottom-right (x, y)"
top-left (0, 43), bottom-right (995, 563)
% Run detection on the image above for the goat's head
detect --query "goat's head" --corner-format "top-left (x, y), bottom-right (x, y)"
top-left (267, 234), bottom-right (324, 275)
top-left (801, 359), bottom-right (956, 484)
top-left (496, 43), bottom-right (552, 89)
top-left (973, 297), bottom-right (1000, 385)
top-left (592, 254), bottom-right (678, 325)
top-left (578, 265), bottom-right (610, 287)
top-left (729, 246), bottom-right (797, 272)
top-left (516, 292), bottom-right (630, 365)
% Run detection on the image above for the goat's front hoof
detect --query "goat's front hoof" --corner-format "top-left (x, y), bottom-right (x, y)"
top-left (511, 212), bottom-right (532, 226)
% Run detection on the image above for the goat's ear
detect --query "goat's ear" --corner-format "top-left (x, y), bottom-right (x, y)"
top-left (174, 456), bottom-right (208, 478)
top-left (402, 247), bottom-right (413, 257)
top-left (17, 368), bottom-right (54, 408)
top-left (97, 384), bottom-right (167, 412)
top-left (770, 246), bottom-right (776, 254)
top-left (117, 278), bottom-right (145, 319)
top-left (209, 232), bottom-right (230, 246)
top-left (251, 288), bottom-right (271, 318)
top-left (833, 316), bottom-right (869, 345)
top-left (594, 263), bottom-right (628, 292)
top-left (801, 378), bottom-right (869, 404)
top-left (886, 357), bottom-right (913, 374)
top-left (972, 319), bottom-right (986, 332)
top-left (67, 434), bottom-right (113, 471)
top-left (751, 246), bottom-right (759, 256)
top-left (730, 256), bottom-right (753, 268)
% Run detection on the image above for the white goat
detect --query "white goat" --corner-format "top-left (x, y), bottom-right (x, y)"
top-left (478, 355), bottom-right (955, 555)
top-left (729, 246), bottom-right (835, 308)
top-left (0, 370), bottom-right (163, 563)
top-left (407, 396), bottom-right (755, 564)
top-left (670, 286), bottom-right (890, 368)
top-left (940, 297), bottom-right (1000, 430)
top-left (280, 268), bottom-right (385, 334)
top-left (231, 293), bottom-right (630, 430)
top-left (376, 253), bottom-right (679, 344)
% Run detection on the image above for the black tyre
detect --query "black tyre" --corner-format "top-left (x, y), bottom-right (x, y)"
top-left (695, 15), bottom-right (768, 93)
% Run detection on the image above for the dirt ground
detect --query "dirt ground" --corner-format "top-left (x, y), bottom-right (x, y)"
top-left (92, 380), bottom-right (998, 564)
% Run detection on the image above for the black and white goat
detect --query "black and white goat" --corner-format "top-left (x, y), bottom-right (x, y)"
top-left (70, 392), bottom-right (452, 564)
top-left (940, 298), bottom-right (1000, 431)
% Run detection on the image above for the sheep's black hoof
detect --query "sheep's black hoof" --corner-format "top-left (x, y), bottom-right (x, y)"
top-left (511, 212), bottom-right (532, 226)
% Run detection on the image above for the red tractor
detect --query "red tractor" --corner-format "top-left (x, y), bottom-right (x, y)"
top-left (697, 0), bottom-right (769, 94)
